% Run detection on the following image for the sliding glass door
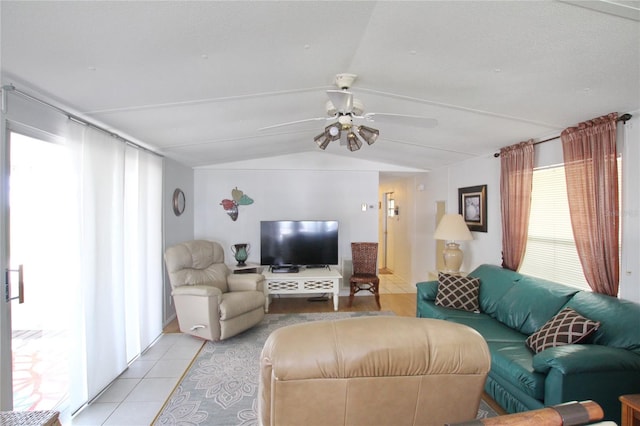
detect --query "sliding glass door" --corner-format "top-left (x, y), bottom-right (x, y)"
top-left (1, 88), bottom-right (163, 418)
top-left (7, 131), bottom-right (75, 412)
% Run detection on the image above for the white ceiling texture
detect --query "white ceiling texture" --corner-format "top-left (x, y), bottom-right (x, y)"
top-left (1, 1), bottom-right (639, 172)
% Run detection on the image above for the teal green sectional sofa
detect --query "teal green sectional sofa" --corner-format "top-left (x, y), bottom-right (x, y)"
top-left (416, 264), bottom-right (640, 424)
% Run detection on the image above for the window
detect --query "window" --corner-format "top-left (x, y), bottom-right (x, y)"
top-left (520, 159), bottom-right (621, 291)
top-left (519, 165), bottom-right (589, 290)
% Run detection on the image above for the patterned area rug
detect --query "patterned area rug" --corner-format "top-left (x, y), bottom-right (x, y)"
top-left (153, 312), bottom-right (497, 425)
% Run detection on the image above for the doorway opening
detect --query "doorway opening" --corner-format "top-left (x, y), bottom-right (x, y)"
top-left (8, 131), bottom-right (73, 412)
top-left (380, 192), bottom-right (395, 274)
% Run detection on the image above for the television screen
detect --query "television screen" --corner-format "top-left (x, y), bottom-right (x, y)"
top-left (260, 220), bottom-right (339, 266)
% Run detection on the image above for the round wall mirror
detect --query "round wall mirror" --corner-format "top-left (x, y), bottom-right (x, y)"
top-left (172, 188), bottom-right (186, 216)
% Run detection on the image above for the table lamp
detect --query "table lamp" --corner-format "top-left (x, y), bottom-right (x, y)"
top-left (433, 213), bottom-right (473, 273)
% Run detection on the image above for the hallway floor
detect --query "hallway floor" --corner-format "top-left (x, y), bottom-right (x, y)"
top-left (378, 270), bottom-right (417, 294)
top-left (60, 272), bottom-right (416, 425)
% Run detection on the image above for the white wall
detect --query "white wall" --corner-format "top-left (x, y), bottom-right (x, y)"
top-left (412, 175), bottom-right (435, 283)
top-left (620, 113), bottom-right (640, 303)
top-left (193, 168), bottom-right (379, 284)
top-left (162, 158), bottom-right (194, 324)
top-left (418, 154), bottom-right (503, 280)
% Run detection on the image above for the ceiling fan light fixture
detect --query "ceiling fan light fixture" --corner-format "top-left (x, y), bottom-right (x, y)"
top-left (325, 123), bottom-right (341, 141)
top-left (338, 114), bottom-right (353, 129)
top-left (339, 131), bottom-right (348, 146)
top-left (325, 100), bottom-right (337, 116)
top-left (351, 98), bottom-right (364, 116)
top-left (357, 125), bottom-right (379, 145)
top-left (264, 73), bottom-right (438, 153)
top-left (314, 132), bottom-right (331, 150)
top-left (346, 131), bottom-right (362, 152)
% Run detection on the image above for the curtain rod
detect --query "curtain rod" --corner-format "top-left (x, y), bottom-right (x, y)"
top-left (1, 84), bottom-right (163, 158)
top-left (493, 113), bottom-right (633, 158)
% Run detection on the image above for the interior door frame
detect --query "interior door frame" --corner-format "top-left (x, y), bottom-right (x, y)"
top-left (382, 191), bottom-right (396, 271)
top-left (0, 96), bottom-right (13, 410)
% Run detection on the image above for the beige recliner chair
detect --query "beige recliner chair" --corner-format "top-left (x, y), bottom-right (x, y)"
top-left (259, 316), bottom-right (491, 426)
top-left (164, 240), bottom-right (266, 341)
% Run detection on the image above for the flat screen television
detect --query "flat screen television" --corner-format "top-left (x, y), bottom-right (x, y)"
top-left (260, 220), bottom-right (339, 267)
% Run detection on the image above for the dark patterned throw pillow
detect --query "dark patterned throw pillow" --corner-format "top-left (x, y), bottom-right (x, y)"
top-left (435, 273), bottom-right (480, 312)
top-left (526, 307), bottom-right (600, 354)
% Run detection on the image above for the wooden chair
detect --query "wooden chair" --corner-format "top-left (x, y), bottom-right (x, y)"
top-left (348, 242), bottom-right (380, 308)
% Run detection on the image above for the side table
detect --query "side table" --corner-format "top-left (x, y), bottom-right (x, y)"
top-left (428, 270), bottom-right (468, 281)
top-left (620, 394), bottom-right (640, 426)
top-left (229, 262), bottom-right (262, 274)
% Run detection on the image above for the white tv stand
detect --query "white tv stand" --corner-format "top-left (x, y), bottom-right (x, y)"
top-left (263, 267), bottom-right (342, 312)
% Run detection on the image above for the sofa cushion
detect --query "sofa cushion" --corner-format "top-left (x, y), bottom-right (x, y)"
top-left (435, 273), bottom-right (480, 312)
top-left (525, 307), bottom-right (600, 354)
top-left (416, 280), bottom-right (438, 301)
top-left (219, 291), bottom-right (265, 320)
top-left (467, 264), bottom-right (522, 316)
top-left (417, 301), bottom-right (484, 321)
top-left (566, 291), bottom-right (640, 355)
top-left (494, 276), bottom-right (579, 335)
top-left (488, 341), bottom-right (546, 400)
top-left (448, 316), bottom-right (528, 343)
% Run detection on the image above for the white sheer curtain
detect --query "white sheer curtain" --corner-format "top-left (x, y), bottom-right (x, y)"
top-left (65, 122), bottom-right (163, 412)
top-left (124, 146), bottom-right (163, 362)
top-left (3, 91), bottom-right (163, 413)
top-left (66, 123), bottom-right (127, 409)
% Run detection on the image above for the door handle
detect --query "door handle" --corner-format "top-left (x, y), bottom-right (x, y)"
top-left (5, 264), bottom-right (24, 304)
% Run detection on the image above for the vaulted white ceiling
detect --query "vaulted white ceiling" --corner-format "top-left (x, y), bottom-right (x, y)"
top-left (2, 1), bottom-right (639, 172)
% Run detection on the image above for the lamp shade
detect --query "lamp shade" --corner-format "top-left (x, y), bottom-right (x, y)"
top-left (314, 132), bottom-right (330, 150)
top-left (357, 125), bottom-right (379, 145)
top-left (434, 214), bottom-right (473, 241)
top-left (346, 131), bottom-right (362, 151)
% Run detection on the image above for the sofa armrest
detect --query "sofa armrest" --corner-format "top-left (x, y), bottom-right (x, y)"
top-left (172, 284), bottom-right (223, 297)
top-left (533, 344), bottom-right (640, 374)
top-left (416, 280), bottom-right (438, 301)
top-left (535, 345), bottom-right (640, 423)
top-left (228, 273), bottom-right (265, 292)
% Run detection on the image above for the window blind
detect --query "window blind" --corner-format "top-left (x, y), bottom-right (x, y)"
top-left (519, 165), bottom-right (590, 290)
top-left (520, 159), bottom-right (622, 291)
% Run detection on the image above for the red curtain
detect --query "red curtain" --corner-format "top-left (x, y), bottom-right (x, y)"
top-left (561, 112), bottom-right (619, 296)
top-left (500, 140), bottom-right (535, 271)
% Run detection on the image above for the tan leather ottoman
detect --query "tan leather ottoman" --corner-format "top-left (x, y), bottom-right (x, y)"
top-left (259, 316), bottom-right (491, 426)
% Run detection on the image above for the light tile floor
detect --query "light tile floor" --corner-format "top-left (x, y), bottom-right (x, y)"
top-left (378, 271), bottom-right (417, 294)
top-left (60, 333), bottom-right (204, 426)
top-left (59, 272), bottom-right (412, 425)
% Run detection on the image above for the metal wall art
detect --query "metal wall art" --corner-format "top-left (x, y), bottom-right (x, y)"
top-left (172, 188), bottom-right (186, 216)
top-left (220, 187), bottom-right (254, 221)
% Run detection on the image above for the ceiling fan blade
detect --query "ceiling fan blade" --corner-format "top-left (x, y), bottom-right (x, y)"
top-left (362, 113), bottom-right (438, 128)
top-left (258, 116), bottom-right (334, 131)
top-left (326, 90), bottom-right (353, 114)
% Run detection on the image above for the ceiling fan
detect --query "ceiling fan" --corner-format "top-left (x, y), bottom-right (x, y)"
top-left (259, 73), bottom-right (438, 152)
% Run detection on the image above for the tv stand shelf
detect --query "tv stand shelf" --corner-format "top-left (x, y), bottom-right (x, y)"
top-left (263, 268), bottom-right (342, 312)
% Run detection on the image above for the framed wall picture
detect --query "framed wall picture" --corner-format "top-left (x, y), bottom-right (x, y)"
top-left (458, 185), bottom-right (487, 232)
